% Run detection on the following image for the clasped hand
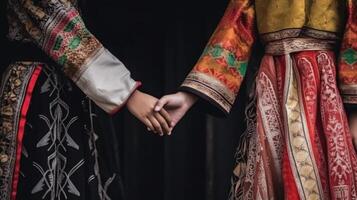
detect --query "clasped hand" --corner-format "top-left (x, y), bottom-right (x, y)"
top-left (126, 90), bottom-right (197, 136)
top-left (126, 90), bottom-right (173, 135)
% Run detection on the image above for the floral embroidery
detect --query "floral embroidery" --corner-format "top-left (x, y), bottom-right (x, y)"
top-left (203, 45), bottom-right (248, 76)
top-left (338, 0), bottom-right (357, 103)
top-left (7, 0), bottom-right (102, 79)
top-left (181, 0), bottom-right (255, 113)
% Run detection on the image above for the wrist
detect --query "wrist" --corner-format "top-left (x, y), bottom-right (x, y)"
top-left (127, 90), bottom-right (140, 108)
top-left (178, 91), bottom-right (198, 109)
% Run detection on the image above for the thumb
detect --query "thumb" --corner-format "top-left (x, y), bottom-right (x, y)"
top-left (155, 96), bottom-right (169, 111)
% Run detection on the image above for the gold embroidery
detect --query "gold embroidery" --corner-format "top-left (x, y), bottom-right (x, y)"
top-left (260, 28), bottom-right (340, 43)
top-left (265, 38), bottom-right (335, 56)
top-left (182, 71), bottom-right (236, 113)
top-left (0, 62), bottom-right (40, 199)
top-left (255, 0), bottom-right (346, 34)
top-left (284, 58), bottom-right (323, 200)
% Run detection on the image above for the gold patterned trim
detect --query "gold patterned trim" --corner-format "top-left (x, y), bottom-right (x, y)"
top-left (342, 95), bottom-right (357, 104)
top-left (181, 72), bottom-right (236, 114)
top-left (261, 29), bottom-right (301, 43)
top-left (0, 62), bottom-right (40, 200)
top-left (339, 84), bottom-right (357, 95)
top-left (265, 38), bottom-right (336, 56)
top-left (260, 27), bottom-right (340, 43)
top-left (303, 28), bottom-right (340, 41)
top-left (71, 46), bottom-right (105, 81)
top-left (283, 56), bottom-right (323, 200)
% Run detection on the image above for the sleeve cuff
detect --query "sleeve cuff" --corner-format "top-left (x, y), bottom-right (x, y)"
top-left (74, 48), bottom-right (140, 113)
top-left (342, 95), bottom-right (357, 104)
top-left (340, 84), bottom-right (357, 104)
top-left (180, 71), bottom-right (236, 116)
top-left (108, 81), bottom-right (142, 115)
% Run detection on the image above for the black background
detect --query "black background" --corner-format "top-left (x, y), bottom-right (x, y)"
top-left (0, 1), bottom-right (251, 199)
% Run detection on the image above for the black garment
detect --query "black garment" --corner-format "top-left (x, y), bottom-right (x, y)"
top-left (16, 65), bottom-right (125, 200)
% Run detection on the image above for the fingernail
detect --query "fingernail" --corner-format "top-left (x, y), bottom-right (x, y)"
top-left (147, 128), bottom-right (151, 131)
top-left (171, 122), bottom-right (174, 127)
top-left (154, 106), bottom-right (160, 111)
top-left (168, 132), bottom-right (171, 135)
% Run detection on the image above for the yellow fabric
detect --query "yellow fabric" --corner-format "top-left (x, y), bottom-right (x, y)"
top-left (255, 0), bottom-right (346, 34)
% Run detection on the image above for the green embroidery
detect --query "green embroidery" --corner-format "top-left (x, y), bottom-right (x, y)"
top-left (64, 17), bottom-right (80, 32)
top-left (238, 62), bottom-right (247, 76)
top-left (342, 48), bottom-right (357, 65)
top-left (227, 53), bottom-right (236, 66)
top-left (58, 55), bottom-right (68, 66)
top-left (205, 45), bottom-right (248, 76)
top-left (69, 36), bottom-right (81, 49)
top-left (53, 36), bottom-right (63, 51)
top-left (229, 62), bottom-right (247, 76)
top-left (210, 46), bottom-right (223, 57)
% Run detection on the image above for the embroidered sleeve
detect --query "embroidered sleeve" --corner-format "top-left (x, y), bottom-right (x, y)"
top-left (8, 0), bottom-right (140, 114)
top-left (179, 0), bottom-right (256, 115)
top-left (339, 0), bottom-right (357, 105)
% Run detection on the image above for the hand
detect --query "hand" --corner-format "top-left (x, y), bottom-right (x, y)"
top-left (348, 110), bottom-right (357, 151)
top-left (127, 90), bottom-right (172, 135)
top-left (154, 91), bottom-right (198, 134)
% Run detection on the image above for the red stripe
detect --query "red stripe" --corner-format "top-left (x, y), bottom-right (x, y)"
top-left (276, 55), bottom-right (300, 200)
top-left (11, 65), bottom-right (42, 200)
top-left (282, 147), bottom-right (300, 200)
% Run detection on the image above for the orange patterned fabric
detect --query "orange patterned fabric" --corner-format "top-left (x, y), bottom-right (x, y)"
top-left (339, 0), bottom-right (357, 104)
top-left (181, 0), bottom-right (357, 114)
top-left (181, 0), bottom-right (255, 114)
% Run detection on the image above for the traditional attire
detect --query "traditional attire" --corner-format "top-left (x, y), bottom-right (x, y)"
top-left (180, 0), bottom-right (357, 199)
top-left (1, 0), bottom-right (140, 199)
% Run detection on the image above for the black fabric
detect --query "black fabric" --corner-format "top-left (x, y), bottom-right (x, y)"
top-left (7, 42), bottom-right (55, 65)
top-left (0, 0), bottom-right (10, 73)
top-left (16, 65), bottom-right (125, 200)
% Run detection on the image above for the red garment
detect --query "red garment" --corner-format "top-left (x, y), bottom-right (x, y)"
top-left (241, 51), bottom-right (357, 199)
top-left (180, 0), bottom-right (357, 199)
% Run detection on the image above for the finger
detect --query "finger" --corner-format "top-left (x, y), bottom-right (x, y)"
top-left (159, 109), bottom-right (173, 127)
top-left (154, 112), bottom-right (171, 134)
top-left (143, 118), bottom-right (154, 132)
top-left (148, 116), bottom-right (163, 135)
top-left (154, 96), bottom-right (169, 112)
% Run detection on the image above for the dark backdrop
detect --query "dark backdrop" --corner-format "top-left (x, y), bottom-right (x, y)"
top-left (0, 1), bottom-right (251, 200)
